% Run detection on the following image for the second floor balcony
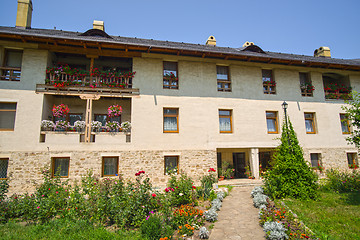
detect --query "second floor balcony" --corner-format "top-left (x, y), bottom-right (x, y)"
top-left (36, 65), bottom-right (139, 96)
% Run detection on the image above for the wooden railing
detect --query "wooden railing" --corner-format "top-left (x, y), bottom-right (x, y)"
top-left (46, 72), bottom-right (132, 89)
top-left (324, 90), bottom-right (352, 100)
top-left (0, 67), bottom-right (21, 81)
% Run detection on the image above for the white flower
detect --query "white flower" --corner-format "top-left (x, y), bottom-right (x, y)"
top-left (179, 193), bottom-right (184, 196)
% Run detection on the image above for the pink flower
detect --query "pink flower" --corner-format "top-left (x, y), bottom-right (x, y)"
top-left (42, 195), bottom-right (44, 197)
top-left (37, 206), bottom-right (40, 209)
top-left (152, 193), bottom-right (156, 197)
top-left (56, 191), bottom-right (58, 194)
top-left (165, 188), bottom-right (169, 192)
top-left (94, 183), bottom-right (97, 185)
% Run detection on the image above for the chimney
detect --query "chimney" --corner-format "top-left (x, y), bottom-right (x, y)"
top-left (314, 46), bottom-right (331, 58)
top-left (16, 0), bottom-right (33, 29)
top-left (206, 36), bottom-right (216, 46)
top-left (93, 20), bottom-right (105, 31)
top-left (243, 41), bottom-right (254, 47)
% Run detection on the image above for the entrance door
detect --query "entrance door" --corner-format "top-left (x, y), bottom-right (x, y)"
top-left (233, 152), bottom-right (246, 178)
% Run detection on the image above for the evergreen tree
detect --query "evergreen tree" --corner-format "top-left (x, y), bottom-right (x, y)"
top-left (263, 117), bottom-right (318, 200)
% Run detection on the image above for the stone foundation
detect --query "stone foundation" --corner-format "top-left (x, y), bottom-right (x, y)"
top-left (303, 147), bottom-right (358, 170)
top-left (4, 149), bottom-right (217, 195)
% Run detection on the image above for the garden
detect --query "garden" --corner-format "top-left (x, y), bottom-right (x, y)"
top-left (0, 167), bottom-right (228, 240)
top-left (252, 108), bottom-right (360, 240)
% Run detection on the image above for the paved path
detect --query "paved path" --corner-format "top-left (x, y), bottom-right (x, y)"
top-left (209, 186), bottom-right (265, 240)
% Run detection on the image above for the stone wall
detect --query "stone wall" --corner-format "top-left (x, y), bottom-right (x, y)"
top-left (5, 149), bottom-right (217, 195)
top-left (303, 147), bottom-right (358, 170)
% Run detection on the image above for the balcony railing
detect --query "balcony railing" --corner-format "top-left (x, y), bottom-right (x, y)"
top-left (46, 72), bottom-right (133, 88)
top-left (0, 67), bottom-right (21, 81)
top-left (36, 69), bottom-right (139, 96)
top-left (324, 90), bottom-right (352, 100)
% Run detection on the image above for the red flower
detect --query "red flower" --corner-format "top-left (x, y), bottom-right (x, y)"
top-left (152, 193), bottom-right (156, 197)
top-left (208, 168), bottom-right (216, 172)
top-left (192, 186), bottom-right (196, 189)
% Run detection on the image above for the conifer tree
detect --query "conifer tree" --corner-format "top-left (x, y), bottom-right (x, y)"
top-left (263, 117), bottom-right (318, 200)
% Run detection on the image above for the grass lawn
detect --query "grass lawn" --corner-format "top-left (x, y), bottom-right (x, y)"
top-left (280, 190), bottom-right (360, 240)
top-left (0, 219), bottom-right (142, 240)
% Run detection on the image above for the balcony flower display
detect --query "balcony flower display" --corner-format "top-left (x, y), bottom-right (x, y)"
top-left (41, 120), bottom-right (55, 131)
top-left (52, 104), bottom-right (70, 117)
top-left (121, 121), bottom-right (131, 132)
top-left (263, 80), bottom-right (276, 86)
top-left (300, 83), bottom-right (315, 92)
top-left (54, 120), bottom-right (70, 131)
top-left (163, 72), bottom-right (178, 81)
top-left (46, 65), bottom-right (136, 89)
top-left (74, 120), bottom-right (86, 131)
top-left (106, 121), bottom-right (120, 132)
top-left (107, 105), bottom-right (122, 118)
top-left (91, 121), bottom-right (102, 132)
top-left (324, 83), bottom-right (352, 100)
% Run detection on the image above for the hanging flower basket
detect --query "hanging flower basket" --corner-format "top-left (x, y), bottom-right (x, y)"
top-left (107, 105), bottom-right (122, 118)
top-left (52, 104), bottom-right (70, 117)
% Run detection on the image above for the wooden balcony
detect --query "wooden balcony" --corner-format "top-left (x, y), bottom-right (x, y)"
top-left (0, 67), bottom-right (21, 81)
top-left (36, 72), bottom-right (139, 96)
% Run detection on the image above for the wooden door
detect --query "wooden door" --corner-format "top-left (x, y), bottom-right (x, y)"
top-left (233, 152), bottom-right (246, 178)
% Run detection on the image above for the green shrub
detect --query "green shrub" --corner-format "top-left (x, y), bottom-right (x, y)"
top-left (140, 215), bottom-right (163, 240)
top-left (321, 169), bottom-right (360, 192)
top-left (0, 177), bottom-right (9, 201)
top-left (199, 168), bottom-right (217, 199)
top-left (263, 119), bottom-right (318, 200)
top-left (168, 173), bottom-right (196, 206)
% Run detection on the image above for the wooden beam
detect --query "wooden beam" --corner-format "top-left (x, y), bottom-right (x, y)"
top-left (38, 44), bottom-right (141, 57)
top-left (224, 56), bottom-right (229, 60)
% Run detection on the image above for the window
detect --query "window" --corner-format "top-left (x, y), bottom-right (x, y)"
top-left (217, 66), bottom-right (231, 92)
top-left (0, 102), bottom-right (17, 131)
top-left (102, 157), bottom-right (119, 176)
top-left (304, 113), bottom-right (316, 134)
top-left (310, 153), bottom-right (320, 168)
top-left (347, 153), bottom-right (358, 167)
top-left (299, 72), bottom-right (313, 97)
top-left (69, 113), bottom-right (83, 126)
top-left (340, 114), bottom-right (350, 134)
top-left (163, 108), bottom-right (178, 133)
top-left (266, 111), bottom-right (278, 134)
top-left (0, 158), bottom-right (9, 179)
top-left (94, 114), bottom-right (121, 126)
top-left (0, 49), bottom-right (22, 81)
top-left (163, 61), bottom-right (178, 89)
top-left (219, 109), bottom-right (232, 133)
top-left (52, 157), bottom-right (70, 178)
top-left (164, 156), bottom-right (179, 175)
top-left (262, 69), bottom-right (276, 94)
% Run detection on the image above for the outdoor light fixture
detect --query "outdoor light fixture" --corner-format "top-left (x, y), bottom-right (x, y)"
top-left (282, 101), bottom-right (288, 110)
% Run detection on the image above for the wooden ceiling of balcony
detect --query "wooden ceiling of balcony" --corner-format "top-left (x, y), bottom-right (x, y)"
top-left (1, 32), bottom-right (360, 72)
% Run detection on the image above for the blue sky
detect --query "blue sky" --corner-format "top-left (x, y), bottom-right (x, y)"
top-left (0, 0), bottom-right (359, 59)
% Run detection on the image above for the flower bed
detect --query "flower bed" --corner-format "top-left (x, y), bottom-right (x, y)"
top-left (0, 168), bottom-right (228, 240)
top-left (251, 186), bottom-right (318, 240)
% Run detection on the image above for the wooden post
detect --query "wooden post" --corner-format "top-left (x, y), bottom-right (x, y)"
top-left (86, 55), bottom-right (98, 85)
top-left (80, 94), bottom-right (100, 143)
